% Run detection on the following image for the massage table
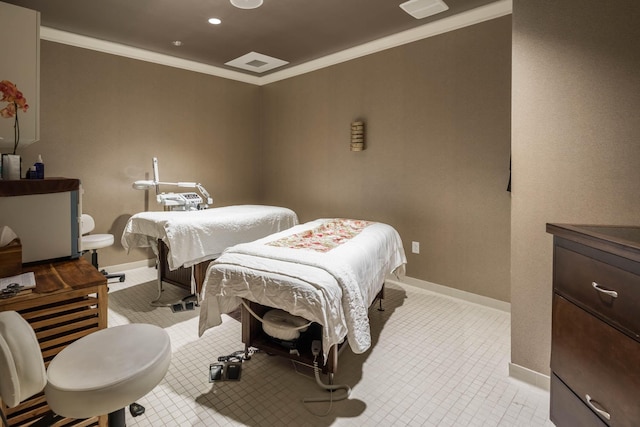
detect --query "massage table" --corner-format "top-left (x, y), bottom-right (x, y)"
top-left (121, 205), bottom-right (298, 304)
top-left (198, 218), bottom-right (406, 375)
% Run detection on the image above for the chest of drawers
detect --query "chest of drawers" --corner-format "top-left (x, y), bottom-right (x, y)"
top-left (547, 224), bottom-right (640, 427)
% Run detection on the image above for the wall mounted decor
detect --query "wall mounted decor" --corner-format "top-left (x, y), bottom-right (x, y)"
top-left (351, 121), bottom-right (365, 151)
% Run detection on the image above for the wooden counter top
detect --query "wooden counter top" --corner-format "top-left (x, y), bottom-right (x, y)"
top-left (546, 223), bottom-right (640, 264)
top-left (0, 177), bottom-right (80, 197)
top-left (0, 257), bottom-right (106, 307)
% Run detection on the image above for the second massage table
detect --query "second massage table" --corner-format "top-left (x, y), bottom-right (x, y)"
top-left (121, 205), bottom-right (298, 303)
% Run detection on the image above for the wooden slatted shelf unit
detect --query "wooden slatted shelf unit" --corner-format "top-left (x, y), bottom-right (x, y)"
top-left (0, 258), bottom-right (108, 427)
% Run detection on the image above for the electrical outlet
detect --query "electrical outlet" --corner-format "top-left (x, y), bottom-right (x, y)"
top-left (412, 241), bottom-right (420, 254)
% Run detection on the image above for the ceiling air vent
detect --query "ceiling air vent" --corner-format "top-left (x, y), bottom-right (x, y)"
top-left (225, 52), bottom-right (289, 73)
top-left (399, 0), bottom-right (449, 19)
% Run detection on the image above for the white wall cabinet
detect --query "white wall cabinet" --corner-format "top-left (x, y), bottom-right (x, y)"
top-left (0, 1), bottom-right (40, 153)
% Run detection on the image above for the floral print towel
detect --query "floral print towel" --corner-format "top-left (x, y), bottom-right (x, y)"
top-left (267, 218), bottom-right (372, 252)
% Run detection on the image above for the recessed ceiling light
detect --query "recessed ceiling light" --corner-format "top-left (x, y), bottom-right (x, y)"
top-left (171, 40), bottom-right (182, 47)
top-left (208, 17), bottom-right (222, 25)
top-left (230, 0), bottom-right (263, 9)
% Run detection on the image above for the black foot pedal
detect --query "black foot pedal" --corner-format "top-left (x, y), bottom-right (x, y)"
top-left (209, 363), bottom-right (224, 382)
top-left (129, 402), bottom-right (145, 417)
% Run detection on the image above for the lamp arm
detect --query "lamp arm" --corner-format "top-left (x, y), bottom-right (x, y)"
top-left (132, 180), bottom-right (181, 190)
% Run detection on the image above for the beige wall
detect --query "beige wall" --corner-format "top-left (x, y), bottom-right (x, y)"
top-left (18, 18), bottom-right (511, 300)
top-left (261, 17), bottom-right (512, 301)
top-left (20, 41), bottom-right (261, 266)
top-left (511, 0), bottom-right (640, 374)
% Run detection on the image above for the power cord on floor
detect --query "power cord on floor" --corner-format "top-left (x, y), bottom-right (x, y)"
top-left (302, 340), bottom-right (351, 417)
top-left (217, 347), bottom-right (259, 363)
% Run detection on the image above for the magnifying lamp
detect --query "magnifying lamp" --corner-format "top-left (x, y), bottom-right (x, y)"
top-left (131, 157), bottom-right (213, 207)
top-left (132, 180), bottom-right (157, 190)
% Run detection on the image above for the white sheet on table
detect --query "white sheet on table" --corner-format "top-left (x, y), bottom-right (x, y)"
top-left (198, 219), bottom-right (407, 361)
top-left (121, 205), bottom-right (298, 270)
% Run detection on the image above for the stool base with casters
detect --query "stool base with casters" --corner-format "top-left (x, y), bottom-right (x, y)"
top-left (90, 247), bottom-right (126, 282)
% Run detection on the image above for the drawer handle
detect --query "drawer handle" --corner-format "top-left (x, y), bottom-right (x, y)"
top-left (585, 394), bottom-right (611, 421)
top-left (592, 282), bottom-right (618, 298)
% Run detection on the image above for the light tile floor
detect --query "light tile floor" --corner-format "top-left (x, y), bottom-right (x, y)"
top-left (106, 267), bottom-right (554, 427)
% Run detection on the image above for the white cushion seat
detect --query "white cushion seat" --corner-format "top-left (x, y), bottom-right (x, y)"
top-left (81, 233), bottom-right (114, 251)
top-left (44, 324), bottom-right (171, 419)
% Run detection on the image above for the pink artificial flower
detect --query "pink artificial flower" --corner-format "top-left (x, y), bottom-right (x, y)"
top-left (1, 79), bottom-right (30, 154)
top-left (0, 80), bottom-right (29, 115)
top-left (0, 102), bottom-right (16, 118)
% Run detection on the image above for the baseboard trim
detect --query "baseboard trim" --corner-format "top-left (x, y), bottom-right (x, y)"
top-left (389, 276), bottom-right (511, 313)
top-left (509, 362), bottom-right (550, 391)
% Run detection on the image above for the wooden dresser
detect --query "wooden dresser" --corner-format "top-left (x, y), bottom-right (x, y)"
top-left (547, 224), bottom-right (640, 427)
top-left (0, 258), bottom-right (108, 427)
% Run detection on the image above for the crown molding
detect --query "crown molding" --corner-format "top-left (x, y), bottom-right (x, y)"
top-left (40, 0), bottom-right (511, 87)
top-left (260, 0), bottom-right (512, 85)
top-left (39, 27), bottom-right (262, 85)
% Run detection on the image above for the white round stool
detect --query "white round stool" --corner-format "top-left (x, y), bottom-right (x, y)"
top-left (81, 214), bottom-right (126, 282)
top-left (45, 323), bottom-right (171, 426)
